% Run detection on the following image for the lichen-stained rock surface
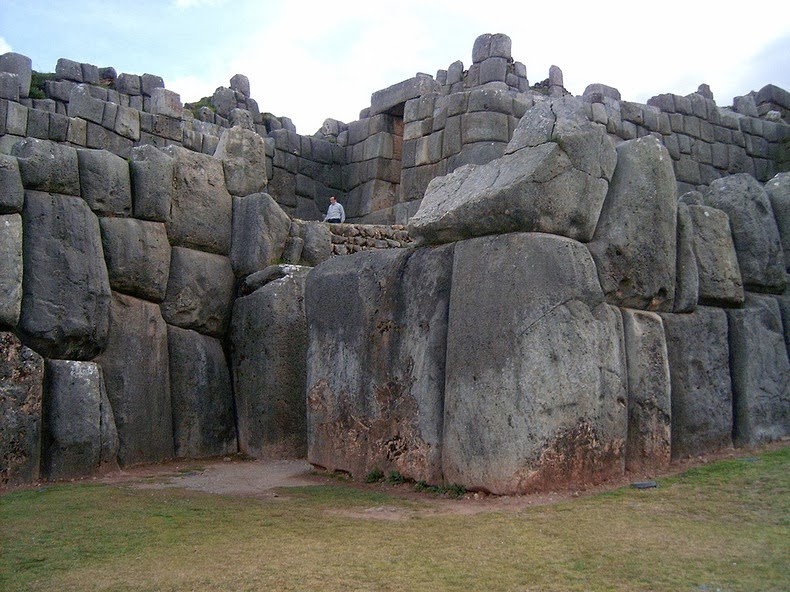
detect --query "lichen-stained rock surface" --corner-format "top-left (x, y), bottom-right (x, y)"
top-left (704, 173), bottom-right (786, 293)
top-left (163, 145), bottom-right (232, 256)
top-left (726, 293), bottom-right (790, 446)
top-left (442, 233), bottom-right (627, 495)
top-left (99, 218), bottom-right (170, 302)
top-left (621, 309), bottom-right (671, 473)
top-left (41, 360), bottom-right (118, 480)
top-left (305, 245), bottom-right (454, 484)
top-left (587, 136), bottom-right (677, 311)
top-left (687, 204), bottom-right (745, 307)
top-left (0, 213), bottom-right (22, 327)
top-left (18, 191), bottom-right (111, 360)
top-left (96, 292), bottom-right (173, 466)
top-left (214, 125), bottom-right (268, 197)
top-left (764, 172), bottom-right (790, 270)
top-left (230, 192), bottom-right (292, 278)
top-left (160, 246), bottom-right (234, 338)
top-left (659, 307), bottom-right (733, 459)
top-left (231, 266), bottom-right (311, 459)
top-left (168, 326), bottom-right (236, 459)
top-left (408, 97), bottom-right (616, 245)
top-left (0, 332), bottom-right (43, 486)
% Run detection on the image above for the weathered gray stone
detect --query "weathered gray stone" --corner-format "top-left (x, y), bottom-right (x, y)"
top-left (726, 293), bottom-right (790, 446)
top-left (673, 203), bottom-right (700, 313)
top-left (704, 174), bottom-right (786, 292)
top-left (214, 126), bottom-right (268, 197)
top-left (42, 360), bottom-right (118, 480)
top-left (99, 218), bottom-right (170, 302)
top-left (211, 87), bottom-right (236, 118)
top-left (56, 58), bottom-right (83, 82)
top-left (150, 88), bottom-right (182, 119)
top-left (621, 309), bottom-right (671, 473)
top-left (687, 204), bottom-right (745, 306)
top-left (140, 73), bottom-right (164, 97)
top-left (306, 245), bottom-right (454, 483)
top-left (582, 83), bottom-right (621, 103)
top-left (67, 84), bottom-right (105, 124)
top-left (0, 154), bottom-right (24, 213)
top-left (11, 138), bottom-right (80, 196)
top-left (443, 233), bottom-right (627, 494)
top-left (370, 75), bottom-right (441, 117)
top-left (18, 191), bottom-right (111, 359)
top-left (130, 145), bottom-right (174, 222)
top-left (240, 263), bottom-right (308, 296)
top-left (77, 148), bottom-right (132, 215)
top-left (0, 72), bottom-right (19, 101)
top-left (96, 292), bottom-right (172, 465)
top-left (0, 332), bottom-right (43, 485)
top-left (300, 221), bottom-right (331, 266)
top-left (230, 193), bottom-right (292, 277)
top-left (163, 146), bottom-right (233, 255)
top-left (765, 172), bottom-right (790, 270)
top-left (588, 136), bottom-right (677, 311)
top-left (0, 53), bottom-right (32, 97)
top-left (167, 325), bottom-right (236, 458)
top-left (659, 307), bottom-right (733, 458)
top-left (229, 73), bottom-right (250, 97)
top-left (0, 214), bottom-right (22, 328)
top-left (116, 73), bottom-right (141, 96)
top-left (160, 247), bottom-right (234, 338)
top-left (232, 267), bottom-right (311, 458)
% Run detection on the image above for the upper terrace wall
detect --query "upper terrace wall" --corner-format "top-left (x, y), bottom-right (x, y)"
top-left (2, 35), bottom-right (788, 226)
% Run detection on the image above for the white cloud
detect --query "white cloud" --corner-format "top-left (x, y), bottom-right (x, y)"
top-left (0, 36), bottom-right (12, 55)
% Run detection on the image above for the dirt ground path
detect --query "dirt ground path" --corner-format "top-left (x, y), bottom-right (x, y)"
top-left (86, 440), bottom-right (787, 517)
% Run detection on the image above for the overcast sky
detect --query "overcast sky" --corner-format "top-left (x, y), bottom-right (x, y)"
top-left (2, 0), bottom-right (789, 134)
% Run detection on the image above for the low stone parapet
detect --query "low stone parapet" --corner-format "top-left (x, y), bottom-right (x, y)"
top-left (328, 223), bottom-right (413, 255)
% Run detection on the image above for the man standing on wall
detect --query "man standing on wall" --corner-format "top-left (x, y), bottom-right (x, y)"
top-left (323, 195), bottom-right (345, 223)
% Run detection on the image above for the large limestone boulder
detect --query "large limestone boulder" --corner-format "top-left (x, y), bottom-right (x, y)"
top-left (96, 292), bottom-right (173, 466)
top-left (673, 203), bottom-right (699, 313)
top-left (41, 360), bottom-right (118, 480)
top-left (231, 265), bottom-right (311, 458)
top-left (18, 191), bottom-right (111, 360)
top-left (587, 136), bottom-right (677, 311)
top-left (163, 146), bottom-right (232, 256)
top-left (442, 233), bottom-right (627, 494)
top-left (11, 139), bottom-right (80, 196)
top-left (687, 204), bottom-right (744, 306)
top-left (160, 247), bottom-right (235, 338)
top-left (704, 174), bottom-right (785, 292)
top-left (168, 326), bottom-right (236, 458)
top-left (726, 294), bottom-right (790, 446)
top-left (0, 332), bottom-right (43, 486)
top-left (764, 172), bottom-right (790, 270)
top-left (306, 246), bottom-right (454, 484)
top-left (99, 218), bottom-right (170, 302)
top-left (409, 97), bottom-right (616, 245)
top-left (658, 307), bottom-right (733, 458)
top-left (214, 125), bottom-right (268, 197)
top-left (0, 214), bottom-right (22, 327)
top-left (230, 193), bottom-right (291, 278)
top-left (621, 309), bottom-right (671, 473)
top-left (130, 145), bottom-right (173, 222)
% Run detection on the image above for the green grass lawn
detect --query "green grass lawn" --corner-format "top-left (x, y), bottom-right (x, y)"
top-left (1, 446), bottom-right (788, 592)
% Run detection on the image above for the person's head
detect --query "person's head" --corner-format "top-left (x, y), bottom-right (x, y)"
top-left (329, 196), bottom-right (336, 204)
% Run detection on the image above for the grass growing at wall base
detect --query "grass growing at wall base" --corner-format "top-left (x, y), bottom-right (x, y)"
top-left (1, 447), bottom-right (788, 592)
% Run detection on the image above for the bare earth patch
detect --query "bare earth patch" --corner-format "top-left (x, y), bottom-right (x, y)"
top-left (81, 439), bottom-right (789, 520)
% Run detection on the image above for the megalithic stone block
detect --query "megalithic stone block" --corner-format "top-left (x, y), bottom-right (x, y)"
top-left (305, 245), bottom-right (454, 484)
top-left (18, 191), bottom-right (111, 360)
top-left (442, 233), bottom-right (627, 494)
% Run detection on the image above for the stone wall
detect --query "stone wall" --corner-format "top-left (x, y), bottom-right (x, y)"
top-left (2, 33), bottom-right (787, 226)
